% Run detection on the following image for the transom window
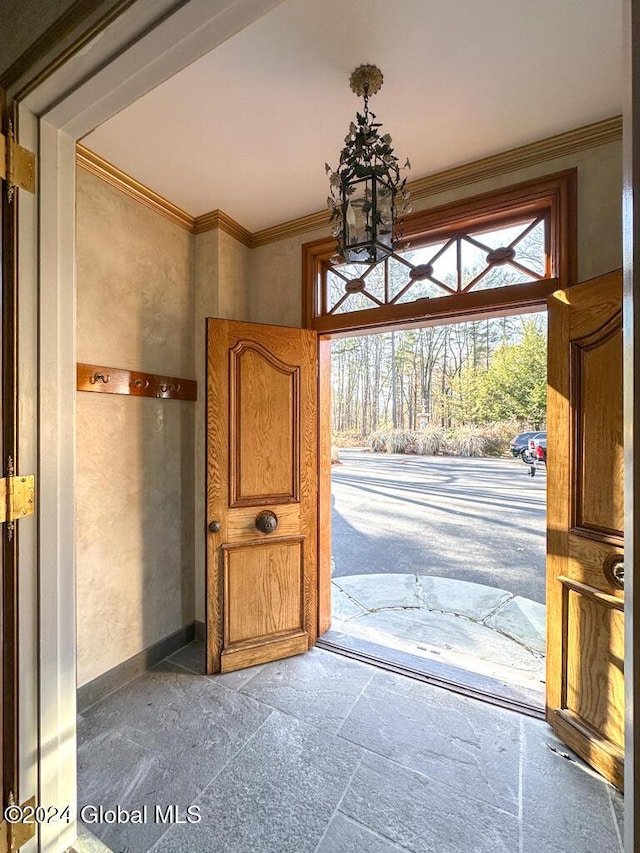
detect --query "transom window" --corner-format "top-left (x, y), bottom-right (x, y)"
top-left (326, 216), bottom-right (547, 315)
top-left (303, 171), bottom-right (575, 333)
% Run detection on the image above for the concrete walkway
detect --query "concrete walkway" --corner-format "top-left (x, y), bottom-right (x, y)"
top-left (331, 573), bottom-right (546, 693)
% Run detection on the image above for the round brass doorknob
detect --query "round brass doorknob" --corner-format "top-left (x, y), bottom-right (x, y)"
top-left (255, 511), bottom-right (278, 534)
top-left (604, 554), bottom-right (624, 590)
top-left (208, 520), bottom-right (221, 533)
top-left (611, 559), bottom-right (624, 589)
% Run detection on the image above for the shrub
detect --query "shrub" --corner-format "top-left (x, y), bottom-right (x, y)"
top-left (478, 421), bottom-right (520, 456)
top-left (442, 420), bottom-right (523, 457)
top-left (365, 420), bottom-right (526, 457)
top-left (443, 426), bottom-right (483, 457)
top-left (385, 430), bottom-right (417, 454)
top-left (414, 426), bottom-right (444, 456)
top-left (368, 431), bottom-right (388, 453)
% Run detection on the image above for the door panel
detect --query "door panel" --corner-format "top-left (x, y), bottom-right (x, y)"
top-left (230, 340), bottom-right (299, 505)
top-left (547, 270), bottom-right (624, 789)
top-left (206, 320), bottom-right (318, 674)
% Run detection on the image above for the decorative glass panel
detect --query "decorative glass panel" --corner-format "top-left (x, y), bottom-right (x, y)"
top-left (471, 218), bottom-right (546, 278)
top-left (362, 262), bottom-right (386, 304)
top-left (430, 240), bottom-right (458, 291)
top-left (514, 219), bottom-right (546, 276)
top-left (472, 221), bottom-right (534, 249)
top-left (320, 212), bottom-right (550, 317)
top-left (388, 254), bottom-right (412, 300)
top-left (471, 266), bottom-right (539, 291)
top-left (334, 290), bottom-right (379, 314)
top-left (461, 238), bottom-right (491, 289)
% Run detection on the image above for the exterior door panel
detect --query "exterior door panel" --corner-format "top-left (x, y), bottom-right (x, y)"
top-left (547, 270), bottom-right (624, 789)
top-left (206, 320), bottom-right (318, 674)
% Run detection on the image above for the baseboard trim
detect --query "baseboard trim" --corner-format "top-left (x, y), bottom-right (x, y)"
top-left (77, 622), bottom-right (196, 713)
top-left (194, 619), bottom-right (205, 642)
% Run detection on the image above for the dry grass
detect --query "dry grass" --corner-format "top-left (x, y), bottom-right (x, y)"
top-left (364, 421), bottom-right (530, 457)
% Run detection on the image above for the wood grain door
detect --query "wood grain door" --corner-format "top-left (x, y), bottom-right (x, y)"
top-left (547, 269), bottom-right (624, 789)
top-left (206, 320), bottom-right (318, 674)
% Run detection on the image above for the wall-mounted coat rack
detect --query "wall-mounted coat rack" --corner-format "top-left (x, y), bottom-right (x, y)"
top-left (77, 363), bottom-right (197, 401)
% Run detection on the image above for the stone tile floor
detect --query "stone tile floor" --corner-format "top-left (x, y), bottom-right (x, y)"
top-left (74, 644), bottom-right (623, 853)
top-left (332, 574), bottom-right (546, 694)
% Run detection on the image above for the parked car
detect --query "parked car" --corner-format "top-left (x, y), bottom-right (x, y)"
top-left (528, 432), bottom-right (547, 467)
top-left (510, 431), bottom-right (543, 464)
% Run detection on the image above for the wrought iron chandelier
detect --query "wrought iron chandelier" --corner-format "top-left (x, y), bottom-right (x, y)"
top-left (326, 64), bottom-right (411, 264)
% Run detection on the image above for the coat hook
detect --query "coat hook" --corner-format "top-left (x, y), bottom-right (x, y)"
top-left (90, 371), bottom-right (110, 384)
top-left (134, 378), bottom-right (149, 389)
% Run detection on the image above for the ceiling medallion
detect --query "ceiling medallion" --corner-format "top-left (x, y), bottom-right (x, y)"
top-left (326, 64), bottom-right (411, 265)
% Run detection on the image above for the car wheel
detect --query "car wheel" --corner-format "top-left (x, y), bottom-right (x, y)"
top-left (520, 448), bottom-right (534, 465)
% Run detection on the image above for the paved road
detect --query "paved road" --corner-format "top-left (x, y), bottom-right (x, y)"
top-left (331, 449), bottom-right (546, 603)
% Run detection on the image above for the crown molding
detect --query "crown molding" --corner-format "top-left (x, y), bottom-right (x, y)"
top-left (250, 115), bottom-right (622, 247)
top-left (77, 115), bottom-right (621, 248)
top-left (76, 144), bottom-right (253, 245)
top-left (407, 115), bottom-right (622, 204)
top-left (76, 143), bottom-right (194, 231)
top-left (251, 210), bottom-right (330, 247)
top-left (193, 210), bottom-right (252, 246)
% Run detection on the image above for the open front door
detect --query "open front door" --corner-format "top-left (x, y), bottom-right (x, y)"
top-left (206, 319), bottom-right (318, 674)
top-left (547, 269), bottom-right (624, 789)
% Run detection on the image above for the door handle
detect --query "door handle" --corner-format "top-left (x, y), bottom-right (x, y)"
top-left (604, 555), bottom-right (624, 590)
top-left (255, 511), bottom-right (278, 534)
top-left (611, 560), bottom-right (624, 589)
top-left (208, 520), bottom-right (221, 533)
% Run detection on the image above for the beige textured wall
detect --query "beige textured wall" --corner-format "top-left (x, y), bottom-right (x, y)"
top-left (76, 167), bottom-right (195, 686)
top-left (246, 140), bottom-right (623, 328)
top-left (193, 228), bottom-right (250, 622)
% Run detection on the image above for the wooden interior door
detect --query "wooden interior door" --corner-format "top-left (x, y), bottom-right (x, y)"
top-left (547, 269), bottom-right (624, 789)
top-left (206, 319), bottom-right (318, 673)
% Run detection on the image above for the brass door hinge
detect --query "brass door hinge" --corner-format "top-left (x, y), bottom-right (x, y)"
top-left (0, 794), bottom-right (36, 852)
top-left (0, 121), bottom-right (36, 201)
top-left (0, 473), bottom-right (35, 531)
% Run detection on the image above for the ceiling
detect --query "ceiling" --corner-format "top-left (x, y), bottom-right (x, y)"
top-left (82, 0), bottom-right (623, 233)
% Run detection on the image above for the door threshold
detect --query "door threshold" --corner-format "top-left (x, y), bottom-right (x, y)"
top-left (317, 629), bottom-right (545, 719)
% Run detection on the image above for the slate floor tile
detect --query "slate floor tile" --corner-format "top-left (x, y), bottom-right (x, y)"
top-left (521, 716), bottom-right (620, 853)
top-left (209, 663), bottom-right (266, 690)
top-left (150, 712), bottom-right (363, 853)
top-left (78, 666), bottom-right (273, 852)
top-left (78, 646), bottom-right (623, 853)
top-left (339, 752), bottom-right (518, 853)
top-left (167, 640), bottom-right (205, 674)
top-left (164, 642), bottom-right (268, 687)
top-left (315, 813), bottom-right (405, 853)
top-left (609, 786), bottom-right (624, 850)
top-left (338, 670), bottom-right (521, 815)
top-left (239, 647), bottom-right (373, 732)
top-left (77, 723), bottom-right (208, 852)
top-left (80, 664), bottom-right (271, 756)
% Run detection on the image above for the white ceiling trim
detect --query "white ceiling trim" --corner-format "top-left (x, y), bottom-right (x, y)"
top-left (42, 0), bottom-right (285, 138)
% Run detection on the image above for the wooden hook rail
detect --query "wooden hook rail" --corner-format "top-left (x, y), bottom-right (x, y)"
top-left (77, 363), bottom-right (197, 401)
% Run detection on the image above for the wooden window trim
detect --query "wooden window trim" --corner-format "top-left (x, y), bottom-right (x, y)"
top-left (302, 169), bottom-right (577, 334)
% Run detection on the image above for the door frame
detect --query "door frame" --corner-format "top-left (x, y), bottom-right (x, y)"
top-left (623, 0), bottom-right (640, 830)
top-left (5, 1), bottom-right (639, 850)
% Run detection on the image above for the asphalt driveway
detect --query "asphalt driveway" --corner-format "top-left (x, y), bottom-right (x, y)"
top-left (331, 449), bottom-right (546, 603)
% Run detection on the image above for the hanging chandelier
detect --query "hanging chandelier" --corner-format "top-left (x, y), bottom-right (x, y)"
top-left (326, 64), bottom-right (411, 264)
